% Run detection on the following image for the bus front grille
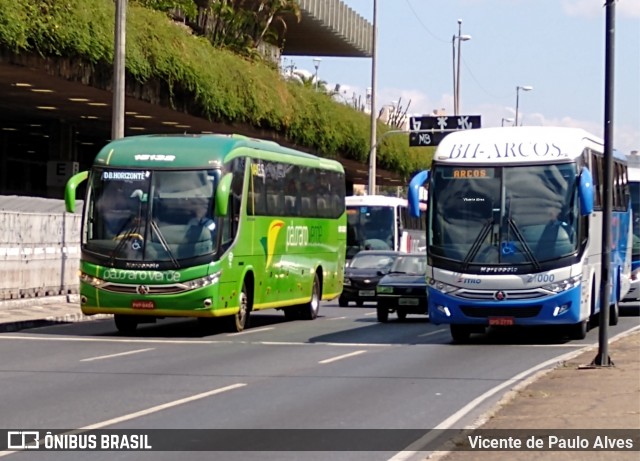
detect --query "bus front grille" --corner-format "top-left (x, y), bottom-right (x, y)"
top-left (99, 283), bottom-right (189, 295)
top-left (459, 306), bottom-right (542, 318)
top-left (455, 289), bottom-right (547, 300)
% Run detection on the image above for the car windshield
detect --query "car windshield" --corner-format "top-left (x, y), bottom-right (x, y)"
top-left (429, 163), bottom-right (579, 266)
top-left (346, 205), bottom-right (395, 258)
top-left (349, 253), bottom-right (396, 270)
top-left (389, 255), bottom-right (427, 275)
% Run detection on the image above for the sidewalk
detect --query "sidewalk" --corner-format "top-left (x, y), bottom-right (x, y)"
top-left (431, 325), bottom-right (640, 461)
top-left (0, 296), bottom-right (638, 460)
top-left (0, 295), bottom-right (110, 332)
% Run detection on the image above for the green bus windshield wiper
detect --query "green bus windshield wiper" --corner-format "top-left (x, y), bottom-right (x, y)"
top-left (150, 219), bottom-right (180, 268)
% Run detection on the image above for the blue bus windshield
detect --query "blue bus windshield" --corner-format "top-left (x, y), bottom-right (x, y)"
top-left (429, 163), bottom-right (579, 265)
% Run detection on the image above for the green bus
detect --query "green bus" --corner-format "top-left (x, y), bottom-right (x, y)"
top-left (65, 134), bottom-right (347, 333)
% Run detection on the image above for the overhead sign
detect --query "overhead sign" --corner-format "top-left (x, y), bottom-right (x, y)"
top-left (409, 115), bottom-right (481, 147)
top-left (46, 161), bottom-right (79, 187)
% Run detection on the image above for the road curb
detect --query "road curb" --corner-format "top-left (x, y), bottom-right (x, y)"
top-left (0, 313), bottom-right (112, 333)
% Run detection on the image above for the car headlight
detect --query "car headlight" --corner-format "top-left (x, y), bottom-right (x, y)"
top-left (183, 271), bottom-right (222, 290)
top-left (343, 278), bottom-right (351, 286)
top-left (543, 275), bottom-right (581, 293)
top-left (428, 277), bottom-right (458, 294)
top-left (377, 285), bottom-right (393, 294)
top-left (79, 272), bottom-right (104, 287)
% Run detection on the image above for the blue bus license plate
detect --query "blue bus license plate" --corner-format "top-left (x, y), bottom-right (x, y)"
top-left (489, 317), bottom-right (514, 326)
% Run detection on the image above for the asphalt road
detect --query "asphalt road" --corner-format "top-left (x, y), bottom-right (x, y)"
top-left (1, 301), bottom-right (638, 461)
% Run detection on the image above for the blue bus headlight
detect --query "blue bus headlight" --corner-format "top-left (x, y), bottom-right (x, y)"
top-left (428, 278), bottom-right (457, 294)
top-left (543, 275), bottom-right (581, 293)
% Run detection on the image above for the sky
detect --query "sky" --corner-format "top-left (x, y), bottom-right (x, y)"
top-left (284, 0), bottom-right (639, 155)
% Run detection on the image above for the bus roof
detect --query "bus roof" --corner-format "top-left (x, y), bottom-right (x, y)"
top-left (91, 134), bottom-right (344, 172)
top-left (346, 195), bottom-right (408, 207)
top-left (432, 126), bottom-right (626, 165)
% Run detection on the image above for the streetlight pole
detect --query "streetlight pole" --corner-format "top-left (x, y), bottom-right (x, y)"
top-left (515, 85), bottom-right (533, 126)
top-left (453, 20), bottom-right (471, 115)
top-left (312, 58), bottom-right (321, 91)
top-left (112, 0), bottom-right (127, 140)
top-left (367, 0), bottom-right (378, 195)
top-left (451, 34), bottom-right (456, 115)
top-left (501, 117), bottom-right (513, 127)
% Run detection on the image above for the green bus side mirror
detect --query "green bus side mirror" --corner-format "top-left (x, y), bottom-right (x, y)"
top-left (65, 171), bottom-right (88, 213)
top-left (215, 173), bottom-right (233, 217)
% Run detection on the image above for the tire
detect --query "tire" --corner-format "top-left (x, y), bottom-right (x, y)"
top-left (226, 283), bottom-right (251, 332)
top-left (376, 306), bottom-right (389, 323)
top-left (300, 274), bottom-right (320, 320)
top-left (397, 310), bottom-right (407, 321)
top-left (569, 319), bottom-right (588, 340)
top-left (609, 302), bottom-right (619, 326)
top-left (114, 314), bottom-right (138, 334)
top-left (338, 296), bottom-right (348, 308)
top-left (450, 324), bottom-right (471, 343)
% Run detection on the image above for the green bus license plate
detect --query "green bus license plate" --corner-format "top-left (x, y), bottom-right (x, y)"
top-left (132, 300), bottom-right (155, 310)
top-left (489, 317), bottom-right (514, 326)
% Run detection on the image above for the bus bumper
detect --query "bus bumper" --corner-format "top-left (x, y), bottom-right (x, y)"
top-left (79, 281), bottom-right (237, 318)
top-left (427, 284), bottom-right (583, 326)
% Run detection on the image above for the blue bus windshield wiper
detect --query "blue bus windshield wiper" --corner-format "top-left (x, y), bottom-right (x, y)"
top-left (507, 218), bottom-right (541, 270)
top-left (462, 219), bottom-right (494, 270)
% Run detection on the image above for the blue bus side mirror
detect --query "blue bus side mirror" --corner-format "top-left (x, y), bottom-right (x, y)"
top-left (578, 167), bottom-right (594, 216)
top-left (408, 170), bottom-right (430, 218)
top-left (215, 173), bottom-right (233, 217)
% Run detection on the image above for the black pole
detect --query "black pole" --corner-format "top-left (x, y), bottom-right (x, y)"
top-left (593, 0), bottom-right (616, 367)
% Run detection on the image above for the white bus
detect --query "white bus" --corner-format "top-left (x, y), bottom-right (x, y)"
top-left (408, 126), bottom-right (632, 342)
top-left (345, 195), bottom-right (426, 261)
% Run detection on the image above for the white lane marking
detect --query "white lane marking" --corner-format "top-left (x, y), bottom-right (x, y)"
top-left (319, 350), bottom-right (366, 364)
top-left (0, 383), bottom-right (247, 458)
top-left (81, 383), bottom-right (247, 429)
top-left (227, 327), bottom-right (274, 337)
top-left (417, 329), bottom-right (447, 338)
top-left (0, 335), bottom-right (599, 348)
top-left (0, 335), bottom-right (228, 345)
top-left (387, 324), bottom-right (640, 461)
top-left (80, 348), bottom-right (155, 362)
top-left (325, 316), bottom-right (347, 320)
top-left (364, 312), bottom-right (376, 316)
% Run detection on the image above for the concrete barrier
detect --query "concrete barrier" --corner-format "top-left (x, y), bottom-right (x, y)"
top-left (0, 210), bottom-right (81, 300)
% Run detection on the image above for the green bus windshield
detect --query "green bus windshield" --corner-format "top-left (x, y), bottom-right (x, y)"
top-left (85, 168), bottom-right (219, 265)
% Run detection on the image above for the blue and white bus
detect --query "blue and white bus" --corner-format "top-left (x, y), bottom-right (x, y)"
top-left (408, 126), bottom-right (632, 342)
top-left (623, 165), bottom-right (640, 302)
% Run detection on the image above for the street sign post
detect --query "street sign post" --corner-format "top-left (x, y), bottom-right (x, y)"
top-left (408, 115), bottom-right (481, 146)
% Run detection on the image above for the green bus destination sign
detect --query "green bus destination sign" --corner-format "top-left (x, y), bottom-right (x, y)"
top-left (409, 115), bottom-right (481, 147)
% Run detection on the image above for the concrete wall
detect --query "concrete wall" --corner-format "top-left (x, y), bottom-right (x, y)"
top-left (0, 211), bottom-right (81, 300)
